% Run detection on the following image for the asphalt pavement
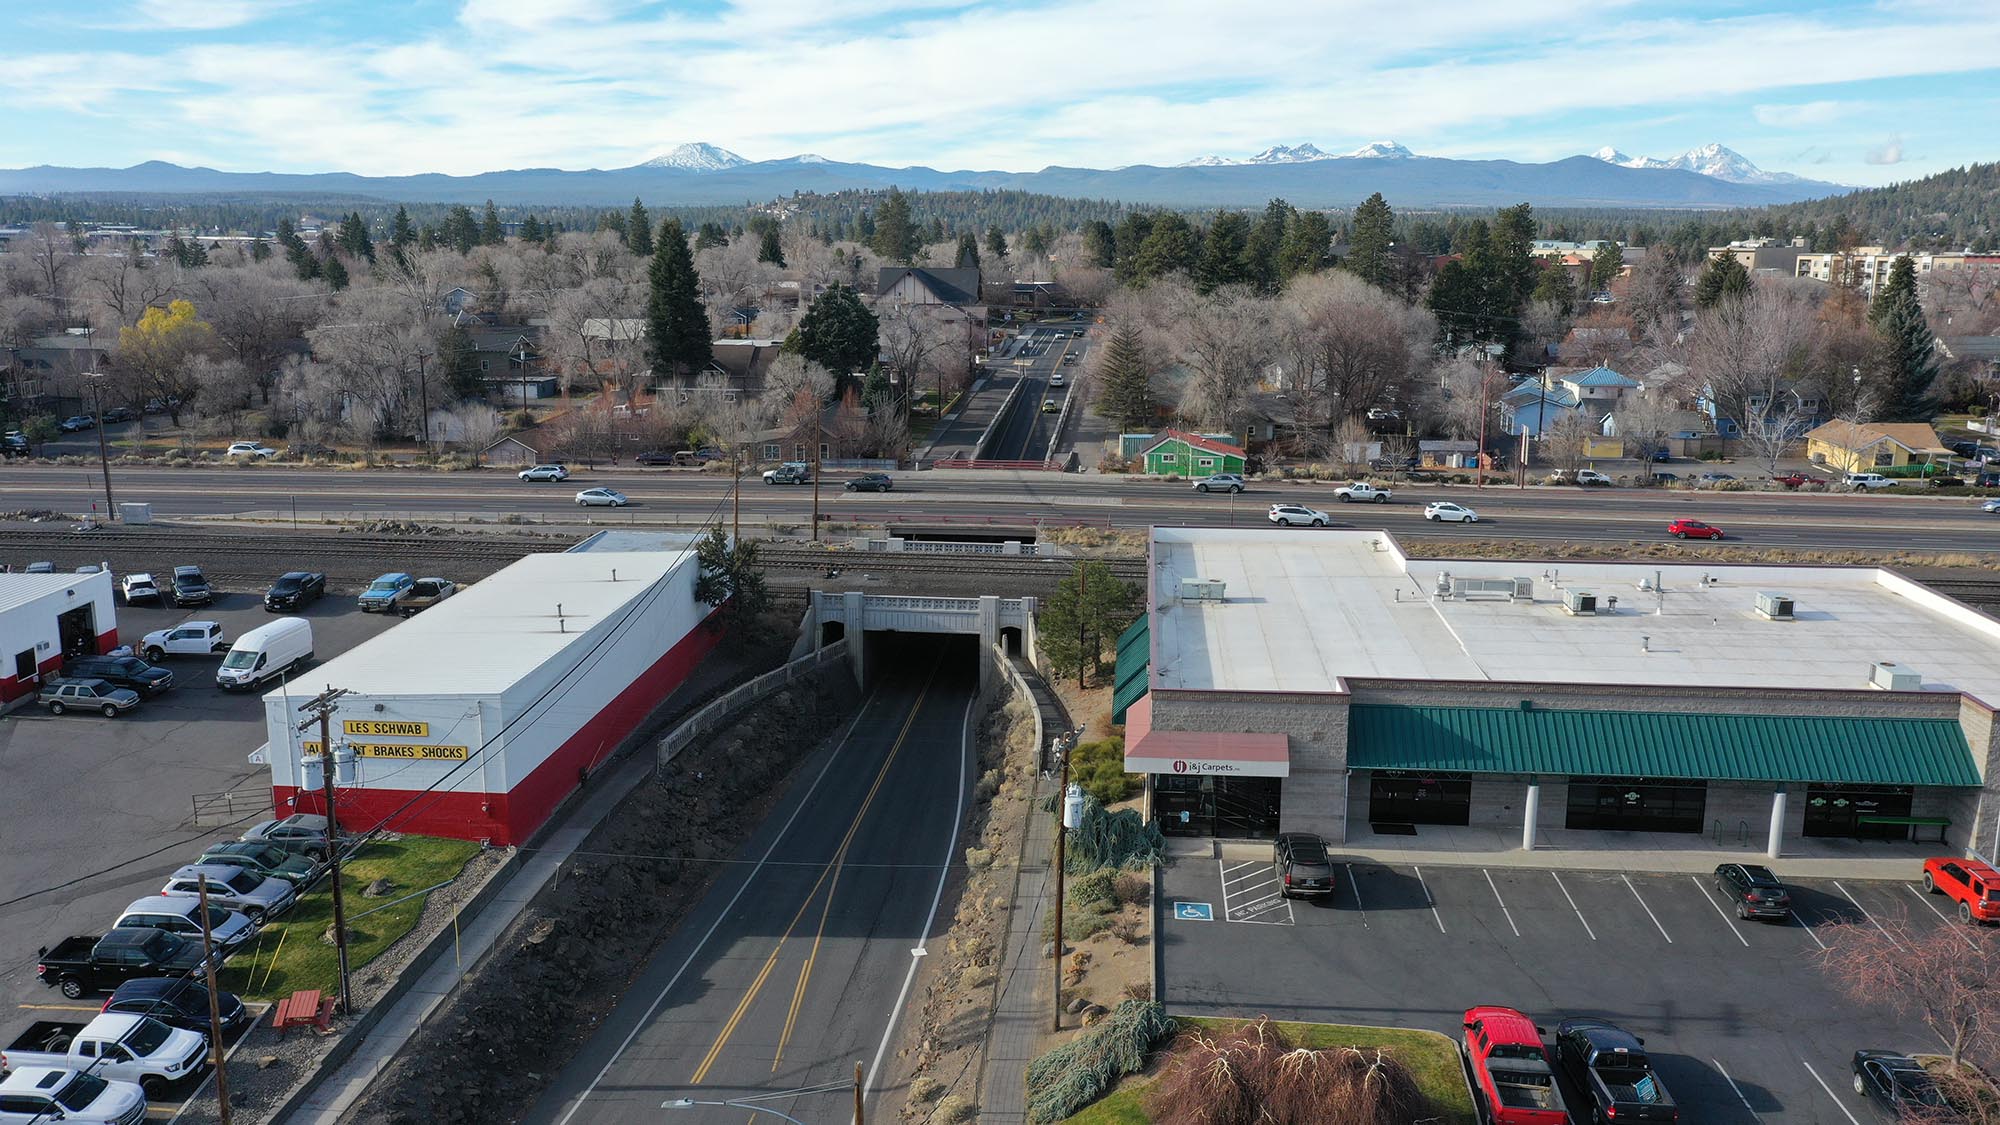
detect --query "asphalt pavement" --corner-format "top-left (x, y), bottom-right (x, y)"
top-left (529, 633), bottom-right (979, 1125)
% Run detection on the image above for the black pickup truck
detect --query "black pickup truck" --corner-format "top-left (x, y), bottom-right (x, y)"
top-left (1555, 1018), bottom-right (1678, 1123)
top-left (35, 930), bottom-right (210, 999)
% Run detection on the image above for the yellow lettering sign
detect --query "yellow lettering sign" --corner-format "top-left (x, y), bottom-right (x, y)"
top-left (301, 741), bottom-right (469, 761)
top-left (343, 720), bottom-right (430, 738)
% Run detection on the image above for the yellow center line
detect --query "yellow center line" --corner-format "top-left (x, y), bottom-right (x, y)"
top-left (690, 672), bottom-right (935, 1085)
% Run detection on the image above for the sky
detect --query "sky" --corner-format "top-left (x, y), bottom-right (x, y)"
top-left (0, 0), bottom-right (1996, 186)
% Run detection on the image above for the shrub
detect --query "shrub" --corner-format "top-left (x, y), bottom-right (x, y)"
top-left (934, 1093), bottom-right (976, 1123)
top-left (1062, 793), bottom-right (1168, 874)
top-left (1146, 1019), bottom-right (1432, 1125)
top-left (1113, 871), bottom-right (1151, 906)
top-left (907, 1076), bottom-right (943, 1104)
top-left (1023, 1000), bottom-right (1174, 1122)
top-left (1070, 868), bottom-right (1120, 912)
top-left (1071, 738), bottom-right (1139, 805)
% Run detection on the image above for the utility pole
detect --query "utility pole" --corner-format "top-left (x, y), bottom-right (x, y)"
top-left (85, 372), bottom-right (117, 520)
top-left (811, 438), bottom-right (822, 543)
top-left (1052, 740), bottom-right (1076, 1033)
top-left (196, 875), bottom-right (231, 1125)
top-left (298, 687), bottom-right (353, 1015)
top-left (731, 444), bottom-right (741, 543)
top-left (1476, 361), bottom-right (1493, 490)
top-left (415, 351), bottom-right (431, 456)
top-left (853, 1061), bottom-right (864, 1125)
top-left (1075, 563), bottom-right (1088, 688)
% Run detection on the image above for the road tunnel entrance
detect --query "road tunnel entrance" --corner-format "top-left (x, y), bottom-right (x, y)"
top-left (864, 631), bottom-right (982, 690)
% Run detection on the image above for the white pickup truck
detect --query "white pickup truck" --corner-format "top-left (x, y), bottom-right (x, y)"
top-left (1333, 481), bottom-right (1393, 504)
top-left (0, 1067), bottom-right (147, 1125)
top-left (0, 1014), bottom-right (205, 1094)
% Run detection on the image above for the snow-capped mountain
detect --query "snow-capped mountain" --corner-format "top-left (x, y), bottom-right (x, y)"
top-left (1179, 141), bottom-right (1413, 167)
top-left (1343, 141), bottom-right (1415, 159)
top-left (1589, 142), bottom-right (1809, 186)
top-left (1247, 143), bottom-right (1332, 164)
top-left (640, 142), bottom-right (748, 173)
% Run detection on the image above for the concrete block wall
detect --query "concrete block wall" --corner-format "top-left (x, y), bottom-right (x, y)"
top-left (1958, 698), bottom-right (2000, 859)
top-left (1469, 777), bottom-right (1529, 827)
top-left (1148, 689), bottom-right (1348, 840)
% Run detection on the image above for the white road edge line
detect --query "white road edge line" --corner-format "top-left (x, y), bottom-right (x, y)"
top-left (1482, 869), bottom-right (1520, 937)
top-left (550, 694), bottom-right (879, 1125)
top-left (1834, 880), bottom-right (1905, 952)
top-left (1551, 872), bottom-right (1595, 940)
top-left (1690, 876), bottom-right (1751, 947)
top-left (1622, 874), bottom-right (1673, 943)
top-left (1344, 863), bottom-right (1368, 926)
top-left (1904, 883), bottom-right (1979, 948)
top-left (863, 691), bottom-right (976, 1100)
top-left (1801, 1059), bottom-right (1864, 1125)
top-left (1712, 1057), bottom-right (1762, 1120)
top-left (1412, 865), bottom-right (1446, 934)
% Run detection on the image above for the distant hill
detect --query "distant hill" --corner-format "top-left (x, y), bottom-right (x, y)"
top-left (1741, 162), bottom-right (2000, 249)
top-left (0, 142), bottom-right (1855, 211)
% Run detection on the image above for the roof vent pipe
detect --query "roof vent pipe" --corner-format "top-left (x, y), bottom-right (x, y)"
top-left (1641, 635), bottom-right (1650, 652)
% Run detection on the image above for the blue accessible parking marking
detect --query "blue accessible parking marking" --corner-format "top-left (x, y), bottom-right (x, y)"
top-left (1173, 901), bottom-right (1214, 921)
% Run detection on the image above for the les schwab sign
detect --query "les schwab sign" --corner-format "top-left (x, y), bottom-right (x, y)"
top-left (1123, 756), bottom-right (1288, 779)
top-left (303, 740), bottom-right (469, 761)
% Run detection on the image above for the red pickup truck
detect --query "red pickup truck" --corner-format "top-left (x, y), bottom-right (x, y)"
top-left (1923, 857), bottom-right (2000, 924)
top-left (1462, 1006), bottom-right (1571, 1125)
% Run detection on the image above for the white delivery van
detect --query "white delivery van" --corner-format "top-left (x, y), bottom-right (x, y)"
top-left (215, 617), bottom-right (313, 691)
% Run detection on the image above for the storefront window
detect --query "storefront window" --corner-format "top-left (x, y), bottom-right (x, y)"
top-left (1564, 776), bottom-right (1707, 833)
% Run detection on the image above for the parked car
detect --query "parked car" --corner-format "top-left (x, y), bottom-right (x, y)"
top-left (37, 679), bottom-right (140, 717)
top-left (58, 415), bottom-right (95, 433)
top-left (102, 977), bottom-right (248, 1035)
top-left (1922, 856), bottom-right (2000, 923)
top-left (241, 813), bottom-right (350, 863)
top-left (844, 474), bottom-right (894, 493)
top-left (1852, 1050), bottom-right (1952, 1117)
top-left (0, 1013), bottom-right (206, 1093)
top-left (575, 487), bottom-right (629, 507)
top-left (763, 462), bottom-right (811, 485)
top-left (1370, 455), bottom-right (1419, 471)
top-left (1693, 472), bottom-right (1736, 488)
top-left (1272, 833), bottom-right (1335, 898)
top-left (1267, 504), bottom-right (1329, 527)
top-left (1714, 863), bottom-right (1792, 920)
top-left (215, 616), bottom-right (313, 690)
top-left (60, 655), bottom-right (172, 696)
top-left (0, 1067), bottom-right (149, 1125)
top-left (1667, 519), bottom-right (1724, 540)
top-left (1, 431), bottom-right (29, 458)
top-left (1554, 1018), bottom-right (1677, 1123)
top-left (195, 842), bottom-right (318, 887)
top-left (1574, 469), bottom-right (1613, 486)
top-left (169, 565), bottom-right (212, 606)
top-left (111, 897), bottom-right (254, 951)
top-left (264, 571), bottom-right (326, 612)
top-left (138, 621), bottom-right (226, 660)
top-left (1334, 481), bottom-right (1392, 503)
top-left (634, 450), bottom-right (677, 465)
top-left (1949, 439), bottom-right (1982, 459)
top-left (119, 573), bottom-right (160, 604)
top-left (1929, 475), bottom-right (1967, 488)
top-left (1844, 472), bottom-right (1897, 490)
top-left (1979, 473), bottom-right (2000, 489)
top-left (23, 561), bottom-right (54, 573)
top-left (160, 863), bottom-right (295, 923)
top-left (34, 929), bottom-right (212, 999)
top-left (1772, 472), bottom-right (1818, 489)
top-left (1425, 501), bottom-right (1479, 523)
top-left (1461, 1006), bottom-right (1569, 1125)
top-left (358, 572), bottom-right (414, 612)
top-left (517, 463), bottom-right (569, 482)
top-left (223, 441), bottom-right (276, 459)
top-left (399, 577), bottom-right (456, 615)
top-left (1193, 473), bottom-right (1245, 494)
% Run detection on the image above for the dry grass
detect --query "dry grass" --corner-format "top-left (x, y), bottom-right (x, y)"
top-left (1042, 526), bottom-right (1149, 553)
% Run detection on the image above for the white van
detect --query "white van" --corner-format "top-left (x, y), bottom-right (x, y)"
top-left (216, 617), bottom-right (313, 691)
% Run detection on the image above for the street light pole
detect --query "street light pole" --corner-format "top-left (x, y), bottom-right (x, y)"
top-left (85, 372), bottom-right (117, 521)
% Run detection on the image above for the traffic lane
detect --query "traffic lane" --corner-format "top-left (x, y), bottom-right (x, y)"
top-left (531, 642), bottom-right (977, 1125)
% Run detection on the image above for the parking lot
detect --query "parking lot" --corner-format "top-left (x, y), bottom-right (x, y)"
top-left (1163, 851), bottom-right (1952, 1123)
top-left (0, 582), bottom-right (401, 1095)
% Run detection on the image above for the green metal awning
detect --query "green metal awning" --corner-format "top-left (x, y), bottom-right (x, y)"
top-left (1348, 705), bottom-right (1981, 787)
top-left (1112, 615), bottom-right (1149, 725)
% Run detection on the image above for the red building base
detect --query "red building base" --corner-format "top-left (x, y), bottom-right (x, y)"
top-left (273, 620), bottom-right (720, 846)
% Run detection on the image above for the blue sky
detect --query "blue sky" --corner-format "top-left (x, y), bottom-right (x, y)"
top-left (0, 0), bottom-right (1995, 186)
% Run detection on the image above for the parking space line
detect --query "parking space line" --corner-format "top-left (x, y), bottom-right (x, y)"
top-left (1904, 883), bottom-right (1979, 948)
top-left (1343, 863), bottom-right (1369, 926)
top-left (1622, 875), bottom-right (1673, 943)
top-left (1551, 872), bottom-right (1596, 940)
top-left (1690, 876), bottom-right (1751, 947)
top-left (1712, 1058), bottom-right (1763, 1120)
top-left (1482, 869), bottom-right (1520, 937)
top-left (1801, 1060), bottom-right (1864, 1125)
top-left (1412, 865), bottom-right (1447, 934)
top-left (1792, 911), bottom-right (1828, 951)
top-left (1224, 866), bottom-right (1272, 887)
top-left (1220, 859), bottom-right (1259, 877)
top-left (1833, 880), bottom-right (1905, 951)
top-left (1218, 859), bottom-right (1294, 925)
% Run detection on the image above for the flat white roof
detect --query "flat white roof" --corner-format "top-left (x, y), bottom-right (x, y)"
top-left (1150, 528), bottom-right (2000, 703)
top-left (0, 571), bottom-right (109, 615)
top-left (271, 551), bottom-right (693, 698)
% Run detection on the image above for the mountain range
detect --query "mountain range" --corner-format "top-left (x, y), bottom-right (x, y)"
top-left (0, 141), bottom-right (1851, 210)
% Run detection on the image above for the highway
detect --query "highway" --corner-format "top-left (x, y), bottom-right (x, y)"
top-left (982, 325), bottom-right (1085, 461)
top-left (530, 634), bottom-right (977, 1125)
top-left (5, 463), bottom-right (1999, 553)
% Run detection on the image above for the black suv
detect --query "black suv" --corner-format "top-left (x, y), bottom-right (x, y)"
top-left (845, 473), bottom-right (894, 493)
top-left (265, 571), bottom-right (326, 612)
top-left (102, 977), bottom-right (249, 1034)
top-left (172, 565), bottom-right (212, 606)
top-left (1714, 862), bottom-right (1792, 921)
top-left (1273, 832), bottom-right (1336, 898)
top-left (62, 655), bottom-right (173, 696)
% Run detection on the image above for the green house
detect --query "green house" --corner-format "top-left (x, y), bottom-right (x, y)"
top-left (1138, 429), bottom-right (1246, 476)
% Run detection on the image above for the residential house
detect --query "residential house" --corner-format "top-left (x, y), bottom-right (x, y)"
top-left (440, 287), bottom-right (480, 317)
top-left (1417, 439), bottom-right (1484, 469)
top-left (876, 266), bottom-right (981, 309)
top-left (1601, 408), bottom-right (1718, 459)
top-left (1497, 378), bottom-right (1579, 437)
top-left (1556, 365), bottom-right (1642, 418)
top-left (1136, 429), bottom-right (1246, 476)
top-left (1941, 336), bottom-right (2000, 379)
top-left (1805, 420), bottom-right (1950, 473)
top-left (1119, 430), bottom-right (1237, 459)
top-left (466, 325), bottom-right (556, 402)
top-left (688, 339), bottom-right (782, 403)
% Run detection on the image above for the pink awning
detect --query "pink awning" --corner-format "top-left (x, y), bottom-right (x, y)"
top-left (1122, 695), bottom-right (1290, 778)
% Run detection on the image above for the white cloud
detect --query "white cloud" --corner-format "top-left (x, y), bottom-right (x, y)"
top-left (1752, 100), bottom-right (1846, 127)
top-left (1865, 134), bottom-right (1906, 165)
top-left (129, 0), bottom-right (298, 30)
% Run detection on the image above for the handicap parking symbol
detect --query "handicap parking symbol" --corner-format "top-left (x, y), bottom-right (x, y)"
top-left (1173, 901), bottom-right (1214, 922)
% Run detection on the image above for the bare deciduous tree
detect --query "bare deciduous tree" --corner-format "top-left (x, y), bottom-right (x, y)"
top-left (1154, 280), bottom-right (1269, 436)
top-left (764, 352), bottom-right (835, 407)
top-left (1541, 410), bottom-right (1594, 474)
top-left (1688, 278), bottom-right (1821, 447)
top-left (1276, 271), bottom-right (1432, 446)
top-left (1821, 908), bottom-right (2000, 1069)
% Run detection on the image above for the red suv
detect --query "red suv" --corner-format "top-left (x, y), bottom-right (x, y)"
top-left (1923, 858), bottom-right (2000, 924)
top-left (1462, 1006), bottom-right (1570, 1124)
top-left (1668, 519), bottom-right (1724, 540)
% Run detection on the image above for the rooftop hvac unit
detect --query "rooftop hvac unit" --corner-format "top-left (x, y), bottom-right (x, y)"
top-left (1754, 592), bottom-right (1795, 621)
top-left (1562, 589), bottom-right (1598, 616)
top-left (1870, 661), bottom-right (1922, 692)
top-left (1450, 576), bottom-right (1536, 601)
top-left (1179, 578), bottom-right (1227, 602)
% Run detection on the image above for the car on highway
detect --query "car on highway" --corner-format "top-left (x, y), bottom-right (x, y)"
top-left (160, 863), bottom-right (296, 923)
top-left (0, 1066), bottom-right (149, 1125)
top-left (1334, 481), bottom-right (1392, 503)
top-left (102, 977), bottom-right (249, 1035)
top-left (575, 487), bottom-right (629, 507)
top-left (139, 621), bottom-right (226, 660)
top-left (264, 570), bottom-right (326, 612)
top-left (518, 463), bottom-right (570, 482)
top-left (1424, 501), bottom-right (1479, 523)
top-left (1984, 499), bottom-right (2000, 515)
top-left (358, 572), bottom-right (414, 612)
top-left (763, 462), bottom-right (810, 485)
top-left (1461, 1006), bottom-right (1569, 1124)
top-left (1851, 1050), bottom-right (1951, 1117)
top-left (1667, 518), bottom-right (1724, 540)
top-left (1714, 863), bottom-right (1792, 920)
top-left (224, 441), bottom-right (276, 459)
top-left (170, 564), bottom-right (212, 606)
top-left (196, 841), bottom-right (319, 887)
top-left (1041, 398), bottom-right (1058, 413)
top-left (119, 573), bottom-right (160, 604)
top-left (1193, 473), bottom-right (1245, 493)
top-left (37, 679), bottom-right (141, 717)
top-left (400, 577), bottom-right (456, 615)
top-left (1844, 472), bottom-right (1898, 490)
top-left (58, 415), bottom-right (96, 433)
top-left (1272, 833), bottom-right (1334, 898)
top-left (61, 655), bottom-right (172, 696)
top-left (1267, 504), bottom-right (1329, 527)
top-left (1050, 372), bottom-right (1065, 386)
top-left (110, 896), bottom-right (254, 951)
top-left (1922, 856), bottom-right (2000, 924)
top-left (241, 813), bottom-right (350, 863)
top-left (844, 473), bottom-right (894, 493)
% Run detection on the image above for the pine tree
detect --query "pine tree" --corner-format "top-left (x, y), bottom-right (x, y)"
top-left (480, 200), bottom-right (504, 246)
top-left (1240, 199), bottom-right (1292, 295)
top-left (695, 221), bottom-right (727, 250)
top-left (1277, 211), bottom-right (1331, 281)
top-left (596, 210), bottom-right (628, 241)
top-left (336, 212), bottom-right (374, 262)
top-left (1082, 220), bottom-right (1115, 270)
top-left (1869, 254), bottom-right (1918, 327)
top-left (984, 225), bottom-right (1008, 261)
top-left (1129, 212), bottom-right (1200, 286)
top-left (626, 198), bottom-right (653, 256)
top-left (1589, 241), bottom-right (1623, 293)
top-left (955, 231), bottom-right (980, 271)
top-left (1021, 224), bottom-right (1050, 257)
top-left (926, 217), bottom-right (946, 245)
top-left (1532, 262), bottom-right (1576, 317)
top-left (323, 255), bottom-right (349, 291)
top-left (519, 215), bottom-right (544, 243)
top-left (249, 237), bottom-right (271, 263)
top-left (1344, 192), bottom-right (1394, 290)
top-left (797, 284), bottom-right (880, 379)
top-left (389, 206), bottom-right (416, 253)
top-left (1195, 211), bottom-right (1250, 294)
top-left (870, 187), bottom-right (919, 264)
top-left (445, 205), bottom-right (479, 254)
top-left (758, 226), bottom-right (786, 267)
top-left (861, 363), bottom-right (895, 416)
top-left (1871, 262), bottom-right (1940, 421)
top-left (1094, 325), bottom-right (1151, 432)
top-left (437, 323), bottom-right (486, 400)
top-left (645, 218), bottom-right (712, 379)
top-left (418, 227), bottom-right (437, 253)
top-left (1693, 252), bottom-right (1751, 308)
